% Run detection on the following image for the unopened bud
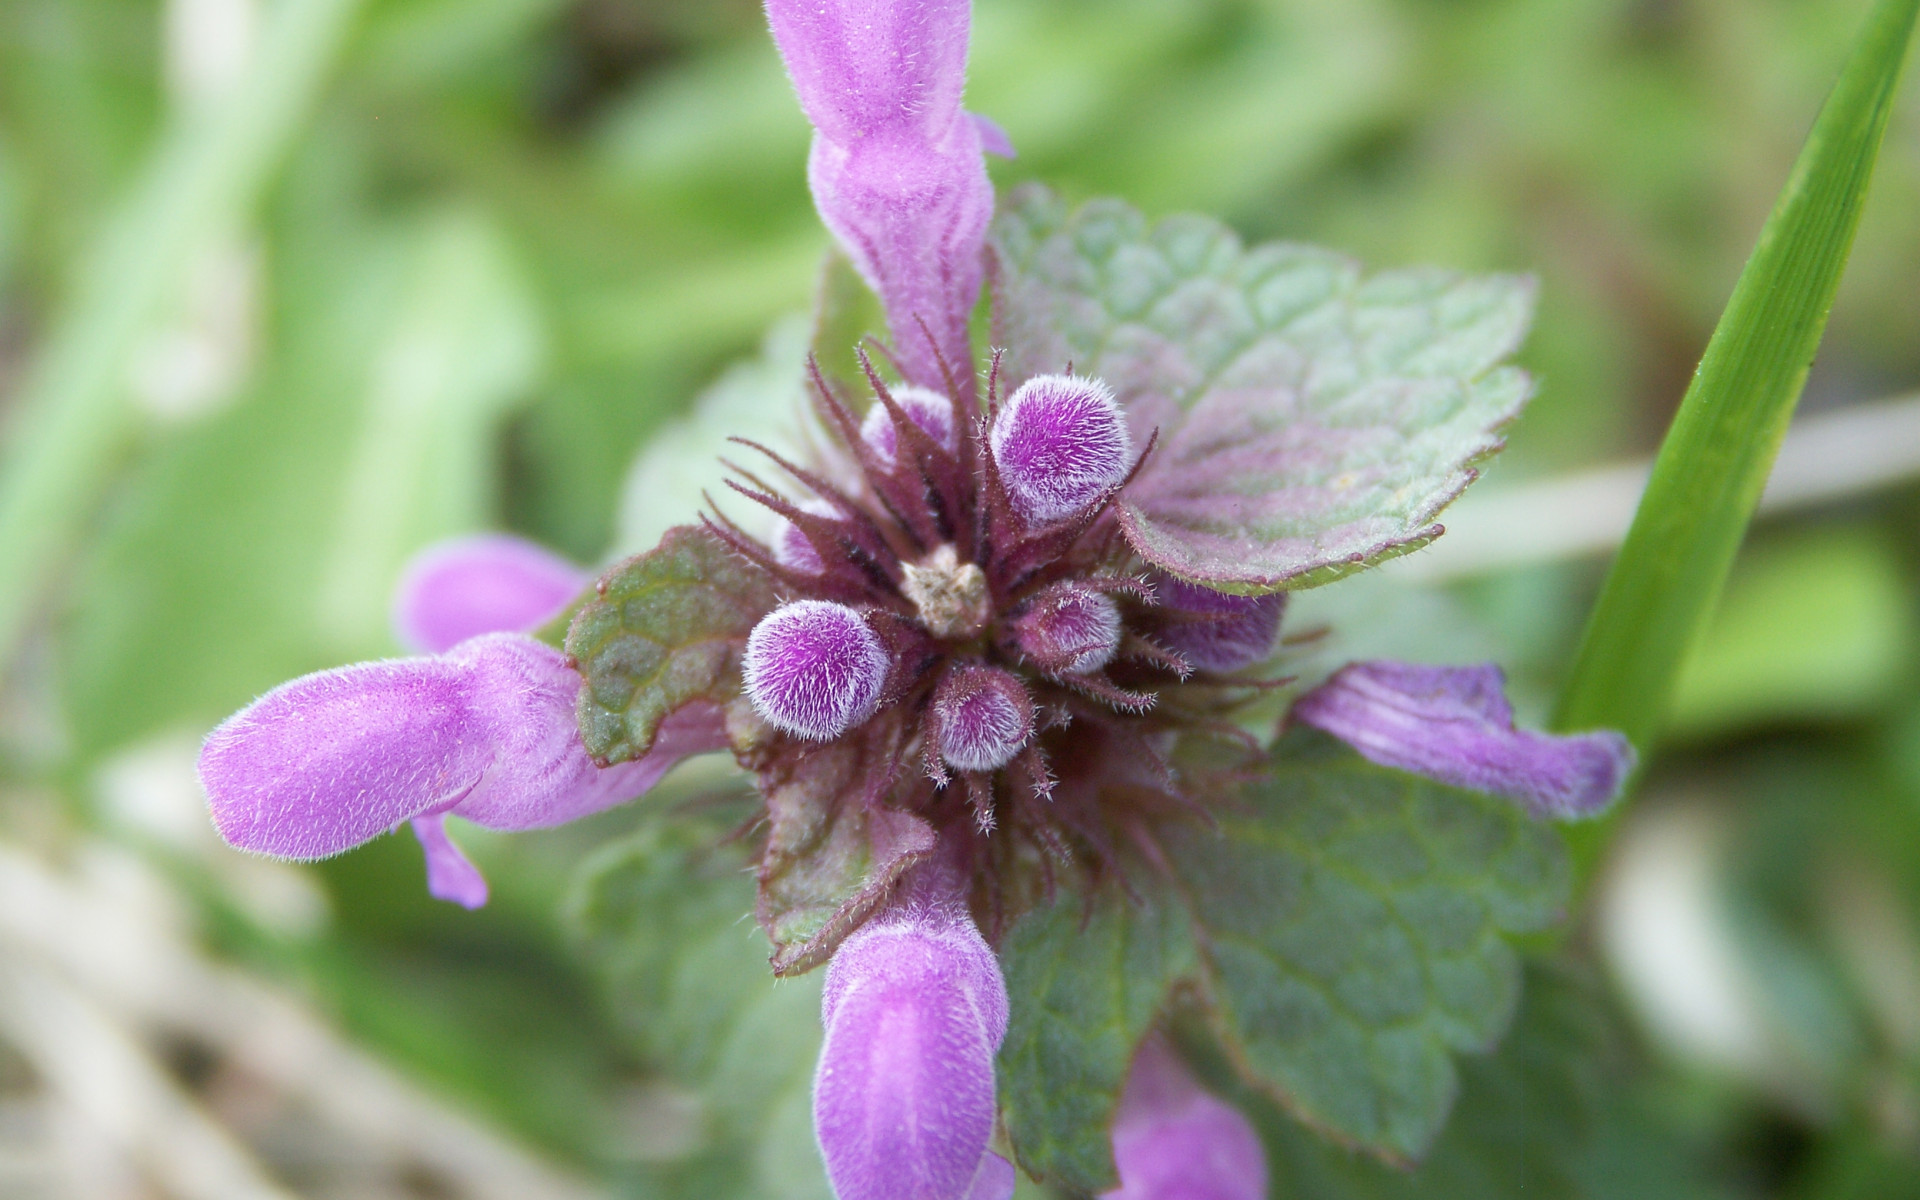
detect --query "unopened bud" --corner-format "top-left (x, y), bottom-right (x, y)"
top-left (1153, 576), bottom-right (1284, 673)
top-left (815, 898), bottom-right (1009, 1200)
top-left (861, 385), bottom-right (958, 464)
top-left (743, 600), bottom-right (889, 740)
top-left (770, 498), bottom-right (843, 575)
top-left (1011, 584), bottom-right (1122, 676)
top-left (989, 374), bottom-right (1132, 524)
top-left (933, 665), bottom-right (1035, 773)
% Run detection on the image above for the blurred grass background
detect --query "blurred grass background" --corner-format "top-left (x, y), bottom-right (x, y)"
top-left (0, 0), bottom-right (1918, 1196)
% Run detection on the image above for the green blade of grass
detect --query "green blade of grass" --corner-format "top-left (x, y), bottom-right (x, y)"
top-left (1554, 0), bottom-right (1918, 758)
top-left (0, 0), bottom-right (366, 676)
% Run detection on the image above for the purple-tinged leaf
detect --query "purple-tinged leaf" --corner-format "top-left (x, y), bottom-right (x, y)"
top-left (751, 715), bottom-right (938, 974)
top-left (566, 525), bottom-right (779, 764)
top-left (993, 186), bottom-right (1534, 592)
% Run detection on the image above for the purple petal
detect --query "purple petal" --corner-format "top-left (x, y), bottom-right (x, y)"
top-left (808, 120), bottom-right (993, 393)
top-left (392, 534), bottom-right (586, 654)
top-left (815, 897), bottom-right (1009, 1200)
top-left (200, 635), bottom-right (725, 879)
top-left (861, 384), bottom-right (960, 464)
top-left (932, 665), bottom-right (1035, 773)
top-left (969, 113), bottom-right (1016, 159)
top-left (1101, 1036), bottom-right (1266, 1200)
top-left (964, 1153), bottom-right (1017, 1200)
top-left (1011, 584), bottom-right (1121, 676)
top-left (446, 634), bottom-right (727, 831)
top-left (765, 0), bottom-right (972, 146)
top-left (412, 813), bottom-right (489, 909)
top-left (201, 655), bottom-right (490, 860)
top-left (1152, 576), bottom-right (1284, 674)
top-left (1291, 660), bottom-right (1636, 819)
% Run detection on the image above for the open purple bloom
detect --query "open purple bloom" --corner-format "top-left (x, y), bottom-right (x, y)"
top-left (766, 0), bottom-right (996, 393)
top-left (200, 632), bottom-right (724, 907)
top-left (201, 534), bottom-right (723, 907)
top-left (1101, 1035), bottom-right (1266, 1200)
top-left (815, 868), bottom-right (1010, 1200)
top-left (1292, 661), bottom-right (1636, 819)
top-left (391, 534), bottom-right (586, 654)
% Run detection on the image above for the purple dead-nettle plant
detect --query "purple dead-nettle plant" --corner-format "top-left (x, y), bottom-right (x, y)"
top-left (197, 0), bottom-right (1639, 1196)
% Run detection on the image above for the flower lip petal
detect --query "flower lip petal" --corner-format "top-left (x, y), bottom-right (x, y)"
top-left (199, 655), bottom-right (490, 860)
top-left (412, 813), bottom-right (489, 909)
top-left (392, 534), bottom-right (586, 653)
top-left (447, 633), bottom-right (728, 831)
top-left (1292, 660), bottom-right (1636, 819)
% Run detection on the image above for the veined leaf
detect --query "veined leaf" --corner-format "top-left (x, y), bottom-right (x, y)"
top-left (566, 524), bottom-right (777, 763)
top-left (1554, 0), bottom-right (1919, 756)
top-left (995, 732), bottom-right (1568, 1183)
top-left (992, 186), bottom-right (1534, 594)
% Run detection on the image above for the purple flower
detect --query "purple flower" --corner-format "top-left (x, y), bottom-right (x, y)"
top-left (990, 374), bottom-right (1134, 525)
top-left (1150, 576), bottom-right (1284, 675)
top-left (1292, 660), bottom-right (1636, 819)
top-left (815, 869), bottom-right (1010, 1200)
top-left (200, 536), bottom-right (722, 907)
top-left (766, 0), bottom-right (997, 393)
top-left (743, 600), bottom-right (892, 740)
top-left (200, 632), bottom-right (725, 907)
top-left (1100, 1035), bottom-right (1266, 1200)
top-left (391, 534), bottom-right (586, 654)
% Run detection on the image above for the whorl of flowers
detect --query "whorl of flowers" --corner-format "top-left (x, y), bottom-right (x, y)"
top-left (192, 2), bottom-right (1638, 1197)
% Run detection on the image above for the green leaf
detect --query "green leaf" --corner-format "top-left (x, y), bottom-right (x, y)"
top-left (565, 524), bottom-right (777, 764)
top-left (997, 883), bottom-right (1198, 1192)
top-left (991, 185), bottom-right (1534, 594)
top-left (752, 719), bottom-right (938, 975)
top-left (1177, 737), bottom-right (1567, 1162)
top-left (994, 733), bottom-right (1569, 1182)
top-left (567, 818), bottom-right (834, 1199)
top-left (1554, 0), bottom-right (1920, 755)
top-left (1220, 959), bottom-right (1716, 1200)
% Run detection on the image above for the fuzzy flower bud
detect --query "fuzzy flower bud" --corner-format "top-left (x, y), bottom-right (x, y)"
top-left (815, 891), bottom-right (1010, 1200)
top-left (1152, 576), bottom-right (1284, 674)
top-left (744, 600), bottom-right (890, 740)
top-left (1100, 1036), bottom-right (1267, 1200)
top-left (772, 498), bottom-right (846, 576)
top-left (932, 665), bottom-right (1036, 773)
top-left (861, 385), bottom-right (959, 464)
top-left (1011, 583), bottom-right (1122, 676)
top-left (990, 374), bottom-right (1132, 524)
